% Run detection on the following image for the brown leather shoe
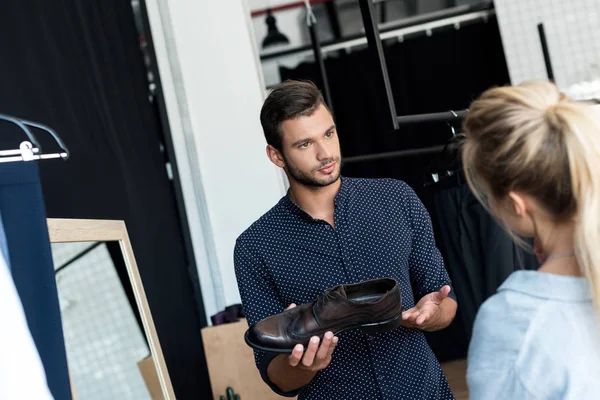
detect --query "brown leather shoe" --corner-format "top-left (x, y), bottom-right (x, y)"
top-left (244, 277), bottom-right (402, 353)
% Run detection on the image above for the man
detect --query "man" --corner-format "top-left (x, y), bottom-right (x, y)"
top-left (234, 80), bottom-right (458, 399)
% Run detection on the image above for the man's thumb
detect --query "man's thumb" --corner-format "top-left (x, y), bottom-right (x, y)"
top-left (285, 303), bottom-right (297, 311)
top-left (437, 285), bottom-right (451, 300)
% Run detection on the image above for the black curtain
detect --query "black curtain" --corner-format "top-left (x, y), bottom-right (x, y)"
top-left (280, 17), bottom-right (510, 190)
top-left (0, 1), bottom-right (210, 398)
top-left (280, 18), bottom-right (522, 361)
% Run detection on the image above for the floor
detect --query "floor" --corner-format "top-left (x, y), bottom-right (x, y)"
top-left (441, 359), bottom-right (468, 400)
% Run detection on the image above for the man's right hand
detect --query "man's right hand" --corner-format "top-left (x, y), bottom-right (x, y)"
top-left (266, 304), bottom-right (339, 393)
top-left (285, 303), bottom-right (338, 372)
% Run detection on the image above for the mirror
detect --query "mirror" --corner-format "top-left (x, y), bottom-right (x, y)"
top-left (47, 219), bottom-right (175, 400)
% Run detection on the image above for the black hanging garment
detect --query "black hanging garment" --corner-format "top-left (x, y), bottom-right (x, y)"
top-left (0, 161), bottom-right (71, 400)
top-left (279, 18), bottom-right (512, 186)
top-left (429, 173), bottom-right (539, 344)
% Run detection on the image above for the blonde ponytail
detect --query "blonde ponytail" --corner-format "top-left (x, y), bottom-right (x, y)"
top-left (559, 103), bottom-right (600, 315)
top-left (461, 81), bottom-right (600, 317)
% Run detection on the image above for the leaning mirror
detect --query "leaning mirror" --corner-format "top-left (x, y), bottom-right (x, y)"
top-left (47, 218), bottom-right (175, 400)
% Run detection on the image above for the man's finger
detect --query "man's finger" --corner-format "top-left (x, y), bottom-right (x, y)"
top-left (403, 309), bottom-right (421, 321)
top-left (400, 319), bottom-right (417, 329)
top-left (302, 336), bottom-right (320, 367)
top-left (326, 336), bottom-right (339, 358)
top-left (285, 303), bottom-right (297, 311)
top-left (416, 310), bottom-right (432, 325)
top-left (288, 344), bottom-right (303, 367)
top-left (316, 332), bottom-right (333, 360)
top-left (402, 307), bottom-right (417, 320)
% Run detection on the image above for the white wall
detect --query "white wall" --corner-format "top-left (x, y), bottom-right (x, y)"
top-left (494, 0), bottom-right (600, 89)
top-left (144, 0), bottom-right (286, 321)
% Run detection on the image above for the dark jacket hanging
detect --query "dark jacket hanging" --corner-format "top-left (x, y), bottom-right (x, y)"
top-left (0, 161), bottom-right (70, 400)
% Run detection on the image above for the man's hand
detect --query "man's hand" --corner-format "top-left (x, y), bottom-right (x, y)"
top-left (401, 285), bottom-right (455, 331)
top-left (267, 304), bottom-right (339, 393)
top-left (285, 304), bottom-right (338, 372)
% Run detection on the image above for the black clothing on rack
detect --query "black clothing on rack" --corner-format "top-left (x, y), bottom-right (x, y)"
top-left (280, 17), bottom-right (510, 188)
top-left (0, 161), bottom-right (71, 400)
top-left (424, 172), bottom-right (539, 360)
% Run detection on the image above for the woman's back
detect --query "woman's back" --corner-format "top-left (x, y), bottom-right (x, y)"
top-left (467, 270), bottom-right (600, 399)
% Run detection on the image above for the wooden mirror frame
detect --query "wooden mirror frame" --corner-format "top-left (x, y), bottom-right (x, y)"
top-left (47, 218), bottom-right (175, 399)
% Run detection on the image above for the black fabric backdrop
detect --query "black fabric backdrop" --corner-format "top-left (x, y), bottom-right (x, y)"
top-left (280, 17), bottom-right (510, 189)
top-left (0, 1), bottom-right (211, 398)
top-left (280, 18), bottom-right (519, 361)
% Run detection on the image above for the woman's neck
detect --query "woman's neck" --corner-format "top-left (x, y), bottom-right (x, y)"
top-left (536, 221), bottom-right (582, 277)
top-left (538, 257), bottom-right (582, 277)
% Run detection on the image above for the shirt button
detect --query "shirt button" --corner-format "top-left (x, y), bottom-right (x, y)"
top-left (378, 375), bottom-right (384, 380)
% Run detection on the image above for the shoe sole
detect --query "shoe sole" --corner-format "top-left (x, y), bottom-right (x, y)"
top-left (244, 312), bottom-right (403, 354)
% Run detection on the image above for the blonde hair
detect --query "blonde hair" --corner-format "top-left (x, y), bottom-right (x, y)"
top-left (462, 80), bottom-right (600, 315)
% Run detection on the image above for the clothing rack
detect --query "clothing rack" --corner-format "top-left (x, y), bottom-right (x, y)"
top-left (260, 1), bottom-right (494, 61)
top-left (537, 23), bottom-right (554, 82)
top-left (332, 0), bottom-right (472, 164)
top-left (343, 109), bottom-right (467, 164)
top-left (357, 0), bottom-right (478, 130)
top-left (0, 113), bottom-right (70, 163)
top-left (344, 145), bottom-right (445, 164)
top-left (397, 110), bottom-right (468, 125)
top-left (291, 0), bottom-right (475, 164)
top-left (306, 2), bottom-right (335, 116)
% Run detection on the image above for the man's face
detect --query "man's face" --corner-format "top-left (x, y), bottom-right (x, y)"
top-left (277, 104), bottom-right (341, 187)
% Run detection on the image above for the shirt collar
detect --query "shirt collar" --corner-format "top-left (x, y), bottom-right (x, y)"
top-left (498, 270), bottom-right (592, 302)
top-left (282, 176), bottom-right (350, 221)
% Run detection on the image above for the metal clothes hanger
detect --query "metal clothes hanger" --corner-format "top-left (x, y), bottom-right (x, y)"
top-left (0, 113), bottom-right (70, 163)
top-left (423, 110), bottom-right (463, 187)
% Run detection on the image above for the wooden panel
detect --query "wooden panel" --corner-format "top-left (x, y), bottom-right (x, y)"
top-left (47, 218), bottom-right (176, 400)
top-left (138, 356), bottom-right (164, 400)
top-left (201, 319), bottom-right (295, 400)
top-left (47, 218), bottom-right (125, 243)
top-left (119, 225), bottom-right (175, 399)
top-left (441, 359), bottom-right (469, 400)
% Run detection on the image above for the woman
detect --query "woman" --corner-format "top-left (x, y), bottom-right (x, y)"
top-left (462, 81), bottom-right (600, 399)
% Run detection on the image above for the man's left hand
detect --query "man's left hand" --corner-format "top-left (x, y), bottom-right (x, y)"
top-left (401, 285), bottom-right (452, 331)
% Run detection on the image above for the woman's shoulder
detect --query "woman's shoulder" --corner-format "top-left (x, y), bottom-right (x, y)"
top-left (470, 287), bottom-right (541, 358)
top-left (467, 289), bottom-right (555, 399)
top-left (468, 271), bottom-right (600, 399)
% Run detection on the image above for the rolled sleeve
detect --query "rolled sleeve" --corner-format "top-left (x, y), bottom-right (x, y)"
top-left (401, 182), bottom-right (457, 301)
top-left (233, 238), bottom-right (304, 397)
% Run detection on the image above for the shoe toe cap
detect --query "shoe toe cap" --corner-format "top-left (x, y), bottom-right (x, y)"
top-left (246, 319), bottom-right (291, 351)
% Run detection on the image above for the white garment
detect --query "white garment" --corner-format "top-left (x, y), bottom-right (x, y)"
top-left (0, 252), bottom-right (54, 399)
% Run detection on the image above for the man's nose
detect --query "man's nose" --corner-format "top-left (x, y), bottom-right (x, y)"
top-left (316, 141), bottom-right (333, 160)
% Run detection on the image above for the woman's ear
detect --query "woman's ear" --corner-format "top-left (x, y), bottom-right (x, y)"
top-left (507, 191), bottom-right (528, 217)
top-left (266, 145), bottom-right (286, 169)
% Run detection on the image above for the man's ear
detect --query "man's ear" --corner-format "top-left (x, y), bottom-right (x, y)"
top-left (266, 145), bottom-right (286, 169)
top-left (507, 191), bottom-right (528, 217)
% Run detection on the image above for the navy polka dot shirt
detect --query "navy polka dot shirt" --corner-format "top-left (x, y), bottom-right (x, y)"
top-left (234, 177), bottom-right (456, 400)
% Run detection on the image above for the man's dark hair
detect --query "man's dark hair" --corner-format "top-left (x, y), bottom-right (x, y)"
top-left (260, 80), bottom-right (328, 151)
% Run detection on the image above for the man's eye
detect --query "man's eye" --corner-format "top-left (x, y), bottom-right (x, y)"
top-left (299, 142), bottom-right (309, 149)
top-left (325, 131), bottom-right (334, 138)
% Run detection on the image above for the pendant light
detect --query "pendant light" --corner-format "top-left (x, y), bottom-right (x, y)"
top-left (262, 9), bottom-right (290, 49)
